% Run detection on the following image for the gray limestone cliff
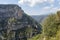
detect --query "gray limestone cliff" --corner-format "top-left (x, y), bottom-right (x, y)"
top-left (0, 4), bottom-right (42, 40)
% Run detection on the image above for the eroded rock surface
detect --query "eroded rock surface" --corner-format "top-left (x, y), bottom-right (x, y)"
top-left (0, 4), bottom-right (42, 40)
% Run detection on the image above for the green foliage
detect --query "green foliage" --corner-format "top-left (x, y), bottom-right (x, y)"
top-left (55, 27), bottom-right (60, 40)
top-left (42, 14), bottom-right (58, 37)
top-left (28, 34), bottom-right (43, 40)
top-left (29, 12), bottom-right (60, 40)
top-left (8, 17), bottom-right (16, 24)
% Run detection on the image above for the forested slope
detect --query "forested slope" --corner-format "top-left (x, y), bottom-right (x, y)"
top-left (29, 11), bottom-right (60, 40)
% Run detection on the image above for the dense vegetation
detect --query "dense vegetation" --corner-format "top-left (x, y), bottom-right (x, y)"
top-left (29, 11), bottom-right (60, 40)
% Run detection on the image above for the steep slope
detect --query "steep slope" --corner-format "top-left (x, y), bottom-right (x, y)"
top-left (0, 4), bottom-right (42, 40)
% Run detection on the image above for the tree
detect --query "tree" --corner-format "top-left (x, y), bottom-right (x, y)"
top-left (42, 14), bottom-right (58, 37)
top-left (28, 11), bottom-right (60, 40)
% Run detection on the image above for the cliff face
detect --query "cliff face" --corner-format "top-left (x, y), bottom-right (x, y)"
top-left (0, 5), bottom-right (23, 18)
top-left (0, 4), bottom-right (42, 40)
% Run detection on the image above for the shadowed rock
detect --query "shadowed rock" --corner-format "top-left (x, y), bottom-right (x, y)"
top-left (0, 4), bottom-right (42, 40)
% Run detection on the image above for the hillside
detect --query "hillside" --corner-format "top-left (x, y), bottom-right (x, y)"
top-left (31, 15), bottom-right (48, 23)
top-left (29, 11), bottom-right (60, 40)
top-left (0, 4), bottom-right (42, 40)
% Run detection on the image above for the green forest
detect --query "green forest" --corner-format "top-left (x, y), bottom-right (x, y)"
top-left (28, 11), bottom-right (60, 40)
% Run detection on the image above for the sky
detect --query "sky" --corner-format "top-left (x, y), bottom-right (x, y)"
top-left (0, 0), bottom-right (60, 15)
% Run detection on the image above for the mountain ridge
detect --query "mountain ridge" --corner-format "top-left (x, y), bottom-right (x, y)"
top-left (0, 4), bottom-right (42, 40)
top-left (31, 15), bottom-right (48, 23)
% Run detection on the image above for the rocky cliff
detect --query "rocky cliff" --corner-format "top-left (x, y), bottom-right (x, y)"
top-left (0, 4), bottom-right (42, 40)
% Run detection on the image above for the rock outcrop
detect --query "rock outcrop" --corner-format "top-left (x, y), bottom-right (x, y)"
top-left (0, 4), bottom-right (42, 40)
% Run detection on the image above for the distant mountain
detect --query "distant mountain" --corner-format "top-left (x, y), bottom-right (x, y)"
top-left (31, 15), bottom-right (48, 23)
top-left (0, 4), bottom-right (42, 40)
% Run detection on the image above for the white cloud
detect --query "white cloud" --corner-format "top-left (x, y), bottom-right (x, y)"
top-left (18, 0), bottom-right (55, 7)
top-left (40, 6), bottom-right (60, 15)
top-left (48, 0), bottom-right (54, 3)
top-left (24, 6), bottom-right (60, 15)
